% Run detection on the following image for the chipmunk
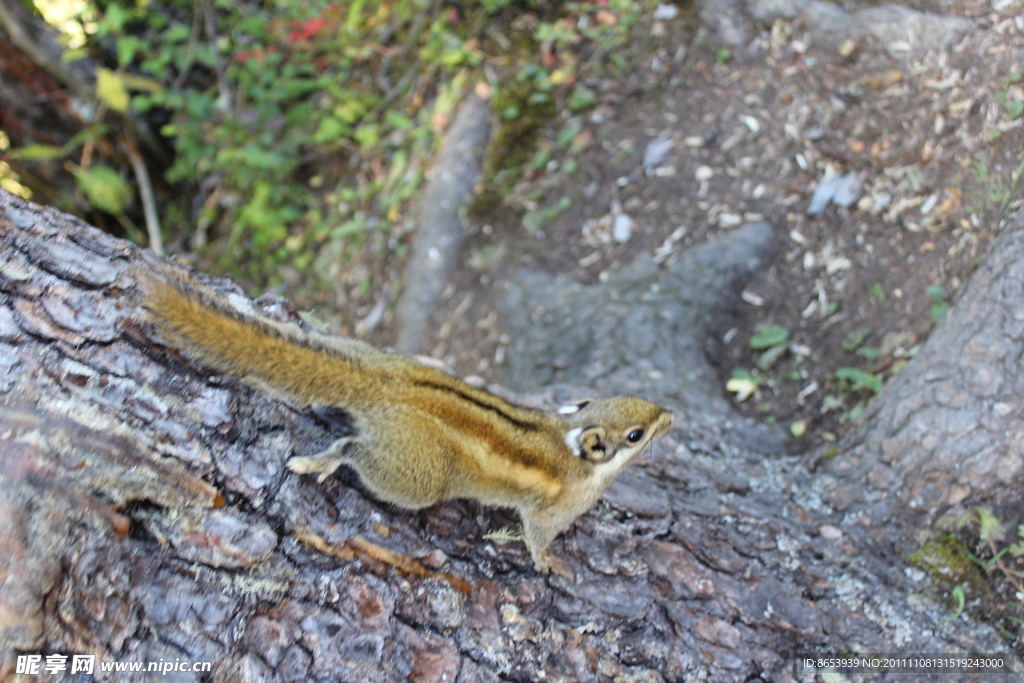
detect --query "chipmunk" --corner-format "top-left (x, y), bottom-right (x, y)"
top-left (142, 274), bottom-right (674, 573)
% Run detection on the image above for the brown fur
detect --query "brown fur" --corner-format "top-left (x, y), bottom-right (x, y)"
top-left (142, 273), bottom-right (674, 572)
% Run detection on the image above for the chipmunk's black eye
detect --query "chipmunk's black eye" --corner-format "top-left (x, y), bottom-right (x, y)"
top-left (627, 429), bottom-right (644, 443)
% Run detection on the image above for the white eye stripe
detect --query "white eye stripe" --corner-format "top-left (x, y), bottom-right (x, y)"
top-left (558, 404), bottom-right (581, 414)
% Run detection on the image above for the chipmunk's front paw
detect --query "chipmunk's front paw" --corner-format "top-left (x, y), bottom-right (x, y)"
top-left (533, 553), bottom-right (552, 574)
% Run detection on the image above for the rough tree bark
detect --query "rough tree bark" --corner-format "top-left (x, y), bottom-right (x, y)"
top-left (0, 189), bottom-right (1020, 682)
top-left (818, 221), bottom-right (1024, 554)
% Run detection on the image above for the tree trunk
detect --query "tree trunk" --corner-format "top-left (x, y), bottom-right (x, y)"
top-left (819, 221), bottom-right (1024, 557)
top-left (0, 189), bottom-right (1019, 682)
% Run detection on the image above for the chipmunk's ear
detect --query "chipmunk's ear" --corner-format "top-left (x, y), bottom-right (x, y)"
top-left (577, 426), bottom-right (610, 462)
top-left (558, 399), bottom-right (592, 415)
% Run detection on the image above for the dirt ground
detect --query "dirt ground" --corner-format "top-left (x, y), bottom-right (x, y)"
top-left (408, 0), bottom-right (1024, 456)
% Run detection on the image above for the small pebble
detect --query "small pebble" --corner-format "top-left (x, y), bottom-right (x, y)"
top-left (643, 136), bottom-right (674, 169)
top-left (653, 3), bottom-right (678, 20)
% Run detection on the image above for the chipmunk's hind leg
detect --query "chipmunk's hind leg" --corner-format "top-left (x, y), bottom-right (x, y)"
top-left (288, 436), bottom-right (358, 483)
top-left (288, 406), bottom-right (455, 509)
top-left (349, 406), bottom-right (454, 509)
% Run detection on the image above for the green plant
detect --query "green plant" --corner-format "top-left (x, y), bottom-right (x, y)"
top-left (750, 324), bottom-right (789, 349)
top-left (829, 365), bottom-right (884, 420)
top-left (10, 0), bottom-right (660, 297)
top-left (522, 195), bottom-right (572, 231)
top-left (748, 324), bottom-right (790, 371)
top-left (834, 366), bottom-right (883, 393)
top-left (952, 585), bottom-right (966, 620)
top-left (952, 507), bottom-right (1024, 633)
top-left (996, 80), bottom-right (1024, 121)
top-left (841, 326), bottom-right (871, 352)
top-left (927, 285), bottom-right (949, 322)
top-left (972, 157), bottom-right (1024, 216)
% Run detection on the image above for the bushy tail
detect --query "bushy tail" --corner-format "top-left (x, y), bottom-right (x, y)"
top-left (141, 274), bottom-right (369, 405)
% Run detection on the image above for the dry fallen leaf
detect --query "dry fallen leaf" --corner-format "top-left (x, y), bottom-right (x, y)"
top-left (933, 186), bottom-right (962, 217)
top-left (726, 377), bottom-right (758, 402)
top-left (865, 69), bottom-right (903, 88)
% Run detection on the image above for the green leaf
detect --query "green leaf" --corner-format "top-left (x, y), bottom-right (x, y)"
top-left (61, 48), bottom-right (89, 63)
top-left (869, 282), bottom-right (886, 300)
top-left (10, 144), bottom-right (65, 160)
top-left (384, 150), bottom-right (409, 189)
top-left (750, 324), bottom-right (789, 350)
top-left (835, 367), bottom-right (883, 393)
top-left (97, 69), bottom-right (130, 112)
top-left (117, 35), bottom-right (141, 67)
top-left (730, 367), bottom-right (756, 380)
top-left (1007, 99), bottom-right (1024, 121)
top-left (71, 165), bottom-right (132, 214)
top-left (354, 122), bottom-right (381, 149)
top-left (132, 95), bottom-right (155, 113)
top-left (102, 3), bottom-right (130, 34)
top-left (215, 146), bottom-right (288, 172)
top-left (568, 86), bottom-right (597, 111)
top-left (822, 394), bottom-right (844, 411)
top-left (347, 0), bottom-right (366, 32)
top-left (977, 506), bottom-right (1004, 543)
top-left (333, 218), bottom-right (367, 238)
top-left (314, 117), bottom-right (347, 144)
top-left (756, 343), bottom-right (788, 371)
top-left (165, 24), bottom-right (191, 43)
top-left (384, 111), bottom-right (414, 130)
top-left (841, 327), bottom-right (871, 352)
top-left (67, 125), bottom-right (109, 149)
top-left (951, 585), bottom-right (965, 620)
top-left (857, 346), bottom-right (880, 360)
top-left (557, 120), bottom-right (582, 148)
top-left (120, 73), bottom-right (164, 93)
